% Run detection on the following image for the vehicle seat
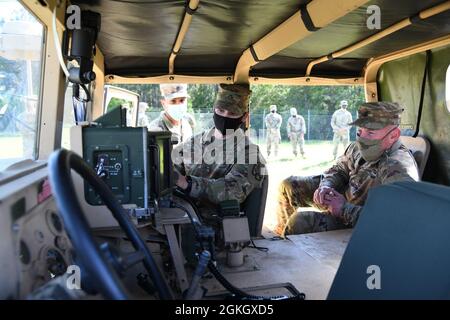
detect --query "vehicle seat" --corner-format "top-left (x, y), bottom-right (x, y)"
top-left (400, 136), bottom-right (430, 179)
top-left (242, 175), bottom-right (268, 238)
top-left (328, 181), bottom-right (450, 299)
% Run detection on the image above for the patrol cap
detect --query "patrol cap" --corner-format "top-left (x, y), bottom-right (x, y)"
top-left (270, 104), bottom-right (277, 112)
top-left (340, 100), bottom-right (348, 107)
top-left (290, 108), bottom-right (297, 116)
top-left (213, 84), bottom-right (251, 116)
top-left (159, 83), bottom-right (189, 100)
top-left (349, 101), bottom-right (404, 130)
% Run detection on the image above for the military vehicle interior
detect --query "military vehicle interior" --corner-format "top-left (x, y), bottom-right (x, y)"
top-left (0, 0), bottom-right (450, 300)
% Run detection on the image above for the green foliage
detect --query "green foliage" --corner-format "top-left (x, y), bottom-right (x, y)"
top-left (187, 84), bottom-right (218, 112)
top-left (250, 85), bottom-right (364, 114)
top-left (114, 83), bottom-right (365, 140)
top-left (106, 97), bottom-right (128, 112)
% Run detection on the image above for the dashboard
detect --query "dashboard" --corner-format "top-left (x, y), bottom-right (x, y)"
top-left (0, 165), bottom-right (73, 299)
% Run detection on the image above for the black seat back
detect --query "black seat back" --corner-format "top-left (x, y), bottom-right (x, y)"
top-left (328, 181), bottom-right (450, 299)
top-left (400, 136), bottom-right (430, 179)
top-left (242, 175), bottom-right (268, 238)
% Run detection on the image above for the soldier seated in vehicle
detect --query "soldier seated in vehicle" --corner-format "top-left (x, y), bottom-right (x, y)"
top-left (275, 102), bottom-right (419, 236)
top-left (172, 84), bottom-right (266, 226)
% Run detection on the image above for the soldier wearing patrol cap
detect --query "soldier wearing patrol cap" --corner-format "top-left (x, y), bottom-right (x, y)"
top-left (287, 107), bottom-right (306, 157)
top-left (331, 100), bottom-right (353, 160)
top-left (172, 83), bottom-right (266, 224)
top-left (148, 83), bottom-right (194, 145)
top-left (274, 101), bottom-right (419, 237)
top-left (265, 104), bottom-right (282, 157)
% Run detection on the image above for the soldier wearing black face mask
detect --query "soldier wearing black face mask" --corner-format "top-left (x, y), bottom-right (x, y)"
top-left (171, 84), bottom-right (266, 225)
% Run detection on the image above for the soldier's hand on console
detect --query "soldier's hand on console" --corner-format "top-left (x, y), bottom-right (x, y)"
top-left (174, 168), bottom-right (188, 190)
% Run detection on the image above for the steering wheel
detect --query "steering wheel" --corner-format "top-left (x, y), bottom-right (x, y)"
top-left (48, 149), bottom-right (172, 300)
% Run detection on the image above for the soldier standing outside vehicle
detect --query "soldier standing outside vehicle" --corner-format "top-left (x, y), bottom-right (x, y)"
top-left (287, 107), bottom-right (306, 158)
top-left (264, 104), bottom-right (282, 157)
top-left (331, 100), bottom-right (353, 160)
top-left (148, 83), bottom-right (194, 145)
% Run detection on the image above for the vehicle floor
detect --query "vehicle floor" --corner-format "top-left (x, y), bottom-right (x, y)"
top-left (200, 229), bottom-right (352, 300)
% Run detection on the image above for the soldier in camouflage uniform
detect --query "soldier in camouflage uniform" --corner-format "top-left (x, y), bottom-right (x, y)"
top-left (148, 83), bottom-right (194, 145)
top-left (265, 104), bottom-right (282, 157)
top-left (137, 102), bottom-right (151, 128)
top-left (331, 100), bottom-right (353, 160)
top-left (275, 102), bottom-right (419, 236)
top-left (287, 108), bottom-right (306, 157)
top-left (172, 84), bottom-right (266, 223)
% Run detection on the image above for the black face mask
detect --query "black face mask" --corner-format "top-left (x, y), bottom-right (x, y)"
top-left (271, 110), bottom-right (275, 113)
top-left (213, 112), bottom-right (243, 135)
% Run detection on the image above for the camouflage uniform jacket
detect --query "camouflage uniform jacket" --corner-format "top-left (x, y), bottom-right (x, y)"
top-left (331, 108), bottom-right (353, 133)
top-left (287, 115), bottom-right (306, 135)
top-left (265, 112), bottom-right (282, 133)
top-left (148, 111), bottom-right (193, 144)
top-left (320, 140), bottom-right (419, 226)
top-left (173, 128), bottom-right (266, 215)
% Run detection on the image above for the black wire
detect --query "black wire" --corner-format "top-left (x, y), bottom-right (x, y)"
top-left (79, 83), bottom-right (92, 103)
top-left (171, 197), bottom-right (304, 300)
top-left (246, 239), bottom-right (269, 253)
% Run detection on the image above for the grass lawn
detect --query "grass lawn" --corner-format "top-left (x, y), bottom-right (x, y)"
top-left (259, 140), bottom-right (350, 231)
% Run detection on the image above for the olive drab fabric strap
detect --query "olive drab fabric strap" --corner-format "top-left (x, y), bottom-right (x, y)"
top-left (300, 5), bottom-right (321, 32)
top-left (413, 50), bottom-right (431, 138)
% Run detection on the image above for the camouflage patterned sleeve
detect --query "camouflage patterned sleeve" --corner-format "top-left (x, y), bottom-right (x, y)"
top-left (148, 118), bottom-right (165, 132)
top-left (378, 147), bottom-right (419, 184)
top-left (330, 112), bottom-right (338, 131)
top-left (341, 202), bottom-right (362, 227)
top-left (277, 115), bottom-right (282, 128)
top-left (286, 119), bottom-right (291, 136)
top-left (171, 139), bottom-right (187, 175)
top-left (301, 116), bottom-right (306, 134)
top-left (347, 112), bottom-right (353, 128)
top-left (188, 163), bottom-right (266, 205)
top-left (319, 143), bottom-right (354, 191)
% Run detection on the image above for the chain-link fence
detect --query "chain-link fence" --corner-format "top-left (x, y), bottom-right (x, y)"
top-left (145, 110), bottom-right (358, 142)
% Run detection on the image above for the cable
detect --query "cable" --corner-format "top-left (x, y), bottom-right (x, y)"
top-left (80, 84), bottom-right (92, 103)
top-left (171, 196), bottom-right (305, 300)
top-left (52, 6), bottom-right (69, 78)
top-left (246, 239), bottom-right (269, 253)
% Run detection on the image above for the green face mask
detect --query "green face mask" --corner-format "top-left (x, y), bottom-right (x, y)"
top-left (356, 128), bottom-right (396, 162)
